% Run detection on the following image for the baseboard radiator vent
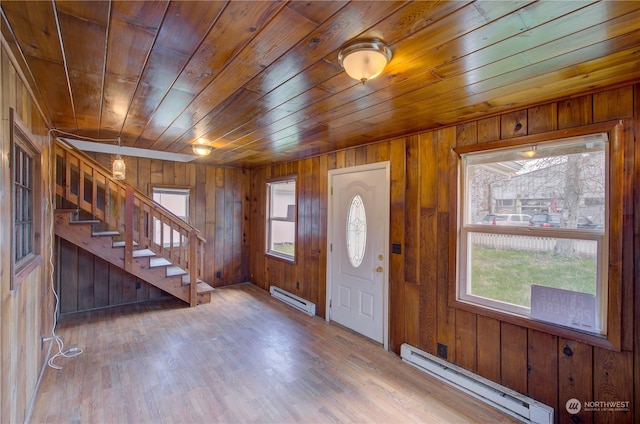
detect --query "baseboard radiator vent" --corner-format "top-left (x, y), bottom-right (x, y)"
top-left (400, 343), bottom-right (553, 424)
top-left (269, 286), bottom-right (316, 316)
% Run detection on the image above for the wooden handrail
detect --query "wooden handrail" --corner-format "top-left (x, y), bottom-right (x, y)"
top-left (55, 140), bottom-right (205, 297)
top-left (56, 140), bottom-right (202, 234)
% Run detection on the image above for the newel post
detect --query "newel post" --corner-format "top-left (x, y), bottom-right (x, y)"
top-left (189, 230), bottom-right (198, 307)
top-left (124, 186), bottom-right (134, 273)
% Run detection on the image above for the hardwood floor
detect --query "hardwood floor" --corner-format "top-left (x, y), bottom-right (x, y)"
top-left (29, 284), bottom-right (519, 423)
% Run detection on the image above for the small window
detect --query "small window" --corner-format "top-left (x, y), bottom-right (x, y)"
top-left (11, 109), bottom-right (42, 287)
top-left (346, 193), bottom-right (367, 268)
top-left (266, 178), bottom-right (296, 261)
top-left (152, 187), bottom-right (190, 247)
top-left (458, 133), bottom-right (608, 336)
top-left (14, 144), bottom-right (34, 263)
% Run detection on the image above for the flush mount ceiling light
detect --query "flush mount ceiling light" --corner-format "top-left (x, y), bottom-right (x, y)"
top-left (192, 140), bottom-right (213, 157)
top-left (338, 39), bottom-right (392, 84)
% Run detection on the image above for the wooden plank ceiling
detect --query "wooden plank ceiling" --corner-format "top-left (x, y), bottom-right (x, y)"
top-left (2, 1), bottom-right (640, 168)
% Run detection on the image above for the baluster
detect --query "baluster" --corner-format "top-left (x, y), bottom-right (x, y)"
top-left (124, 186), bottom-right (134, 273)
top-left (189, 230), bottom-right (198, 306)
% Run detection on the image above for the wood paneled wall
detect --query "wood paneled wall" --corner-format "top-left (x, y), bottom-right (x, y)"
top-left (1, 43), bottom-right (55, 423)
top-left (57, 155), bottom-right (251, 314)
top-left (249, 85), bottom-right (639, 423)
top-left (57, 239), bottom-right (167, 313)
top-left (4, 22), bottom-right (639, 422)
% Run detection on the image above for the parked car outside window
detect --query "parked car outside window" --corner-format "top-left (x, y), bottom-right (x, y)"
top-left (481, 213), bottom-right (531, 226)
top-left (529, 213), bottom-right (561, 227)
top-left (577, 216), bottom-right (603, 229)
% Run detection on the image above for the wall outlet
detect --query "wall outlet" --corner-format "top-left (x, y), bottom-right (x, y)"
top-left (296, 281), bottom-right (300, 289)
top-left (437, 343), bottom-right (448, 359)
top-left (216, 271), bottom-right (221, 278)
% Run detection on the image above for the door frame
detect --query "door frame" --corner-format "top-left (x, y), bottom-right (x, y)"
top-left (326, 161), bottom-right (390, 351)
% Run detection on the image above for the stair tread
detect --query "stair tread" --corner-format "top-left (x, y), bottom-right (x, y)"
top-left (70, 219), bottom-right (101, 224)
top-left (181, 275), bottom-right (205, 285)
top-left (93, 230), bottom-right (120, 237)
top-left (112, 240), bottom-right (139, 248)
top-left (150, 257), bottom-right (172, 267)
top-left (166, 266), bottom-right (187, 276)
top-left (197, 282), bottom-right (215, 294)
top-left (132, 249), bottom-right (155, 258)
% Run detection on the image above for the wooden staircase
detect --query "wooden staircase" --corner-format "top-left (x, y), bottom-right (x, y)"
top-left (54, 140), bottom-right (214, 306)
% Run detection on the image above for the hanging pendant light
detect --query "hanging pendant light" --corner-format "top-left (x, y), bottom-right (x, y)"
top-left (338, 39), bottom-right (392, 84)
top-left (112, 137), bottom-right (125, 180)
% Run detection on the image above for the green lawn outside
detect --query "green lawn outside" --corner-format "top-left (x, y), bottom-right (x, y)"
top-left (272, 242), bottom-right (295, 256)
top-left (273, 243), bottom-right (596, 310)
top-left (470, 247), bottom-right (597, 308)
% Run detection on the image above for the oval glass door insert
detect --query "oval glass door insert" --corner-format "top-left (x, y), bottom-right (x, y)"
top-left (346, 193), bottom-right (367, 268)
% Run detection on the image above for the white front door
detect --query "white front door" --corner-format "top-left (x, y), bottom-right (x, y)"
top-left (327, 162), bottom-right (389, 347)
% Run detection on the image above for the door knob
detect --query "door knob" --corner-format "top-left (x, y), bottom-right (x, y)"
top-left (375, 266), bottom-right (383, 273)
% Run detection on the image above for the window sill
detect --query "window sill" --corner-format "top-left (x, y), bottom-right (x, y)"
top-left (13, 255), bottom-right (42, 290)
top-left (265, 252), bottom-right (296, 264)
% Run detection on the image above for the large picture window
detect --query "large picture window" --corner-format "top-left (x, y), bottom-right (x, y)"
top-left (266, 178), bottom-right (296, 261)
top-left (458, 133), bottom-right (609, 337)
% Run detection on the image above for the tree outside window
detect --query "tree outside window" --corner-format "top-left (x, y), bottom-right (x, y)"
top-left (458, 133), bottom-right (608, 335)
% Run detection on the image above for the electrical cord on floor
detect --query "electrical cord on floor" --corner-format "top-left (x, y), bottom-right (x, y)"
top-left (43, 130), bottom-right (100, 369)
top-left (44, 265), bottom-right (83, 369)
top-left (46, 335), bottom-right (83, 370)
top-left (44, 130), bottom-right (124, 367)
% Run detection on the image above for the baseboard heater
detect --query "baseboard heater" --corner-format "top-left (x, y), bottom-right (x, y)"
top-left (269, 286), bottom-right (316, 316)
top-left (400, 343), bottom-right (553, 424)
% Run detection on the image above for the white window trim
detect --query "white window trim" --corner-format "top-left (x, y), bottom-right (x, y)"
top-left (452, 121), bottom-right (623, 351)
top-left (151, 186), bottom-right (191, 248)
top-left (458, 227), bottom-right (608, 331)
top-left (266, 177), bottom-right (297, 262)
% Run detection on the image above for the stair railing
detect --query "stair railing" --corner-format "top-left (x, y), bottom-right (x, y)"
top-left (55, 140), bottom-right (205, 306)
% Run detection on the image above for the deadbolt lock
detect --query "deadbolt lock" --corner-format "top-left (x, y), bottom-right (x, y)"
top-left (378, 254), bottom-right (384, 261)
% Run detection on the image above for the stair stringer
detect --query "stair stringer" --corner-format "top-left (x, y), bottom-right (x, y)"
top-left (54, 210), bottom-right (190, 303)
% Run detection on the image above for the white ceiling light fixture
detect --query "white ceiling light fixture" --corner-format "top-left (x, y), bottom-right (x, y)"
top-left (192, 139), bottom-right (213, 157)
top-left (338, 39), bottom-right (392, 84)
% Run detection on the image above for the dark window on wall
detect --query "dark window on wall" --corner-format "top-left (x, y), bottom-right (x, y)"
top-left (11, 108), bottom-right (42, 288)
top-left (14, 143), bottom-right (33, 263)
